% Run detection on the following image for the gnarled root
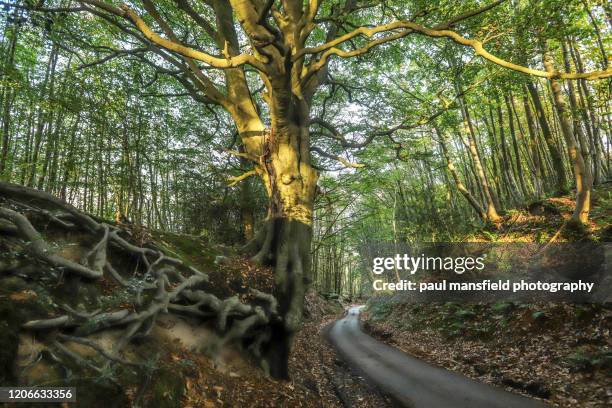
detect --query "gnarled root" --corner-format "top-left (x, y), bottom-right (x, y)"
top-left (0, 181), bottom-right (279, 381)
top-left (0, 207), bottom-right (103, 279)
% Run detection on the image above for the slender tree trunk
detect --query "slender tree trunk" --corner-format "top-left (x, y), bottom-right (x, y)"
top-left (239, 148), bottom-right (255, 241)
top-left (28, 46), bottom-right (58, 187)
top-left (20, 103), bottom-right (35, 185)
top-left (37, 109), bottom-right (61, 190)
top-left (496, 102), bottom-right (520, 203)
top-left (60, 114), bottom-right (80, 200)
top-left (0, 20), bottom-right (18, 179)
top-left (505, 94), bottom-right (528, 198)
top-left (456, 85), bottom-right (501, 222)
top-left (436, 127), bottom-right (486, 220)
top-left (580, 0), bottom-right (609, 70)
top-left (570, 38), bottom-right (605, 184)
top-left (482, 112), bottom-right (504, 208)
top-left (510, 95), bottom-right (537, 195)
top-left (543, 49), bottom-right (592, 223)
top-left (458, 128), bottom-right (500, 222)
top-left (391, 181), bottom-right (402, 281)
top-left (561, 41), bottom-right (594, 181)
top-left (522, 94), bottom-right (544, 197)
top-left (0, 88), bottom-right (15, 179)
top-left (527, 81), bottom-right (568, 194)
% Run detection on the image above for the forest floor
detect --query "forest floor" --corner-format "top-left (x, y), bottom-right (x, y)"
top-left (363, 187), bottom-right (612, 408)
top-left (162, 290), bottom-right (393, 408)
top-left (0, 210), bottom-right (390, 408)
top-left (149, 232), bottom-right (392, 407)
top-left (144, 291), bottom-right (391, 408)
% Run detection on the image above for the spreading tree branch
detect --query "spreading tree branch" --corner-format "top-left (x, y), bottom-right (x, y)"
top-left (311, 146), bottom-right (365, 168)
top-left (299, 0), bottom-right (610, 81)
top-left (228, 169), bottom-right (258, 186)
top-left (79, 0), bottom-right (267, 71)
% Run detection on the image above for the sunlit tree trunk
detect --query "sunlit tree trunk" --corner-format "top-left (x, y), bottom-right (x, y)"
top-left (543, 49), bottom-right (592, 223)
top-left (457, 85), bottom-right (501, 222)
top-left (436, 126), bottom-right (486, 221)
top-left (231, 75), bottom-right (318, 377)
top-left (569, 38), bottom-right (606, 184)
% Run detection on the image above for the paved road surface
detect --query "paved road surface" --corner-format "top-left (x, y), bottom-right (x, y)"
top-left (328, 306), bottom-right (550, 408)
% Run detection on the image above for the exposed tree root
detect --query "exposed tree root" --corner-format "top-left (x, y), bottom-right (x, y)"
top-left (0, 207), bottom-right (103, 279)
top-left (0, 181), bottom-right (280, 380)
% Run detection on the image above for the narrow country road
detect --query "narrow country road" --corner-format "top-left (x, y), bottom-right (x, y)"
top-left (328, 306), bottom-right (550, 408)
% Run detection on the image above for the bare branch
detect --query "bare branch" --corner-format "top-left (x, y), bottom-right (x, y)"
top-left (311, 118), bottom-right (377, 149)
top-left (225, 149), bottom-right (259, 162)
top-left (77, 47), bottom-right (149, 70)
top-left (311, 146), bottom-right (365, 168)
top-left (173, 0), bottom-right (219, 42)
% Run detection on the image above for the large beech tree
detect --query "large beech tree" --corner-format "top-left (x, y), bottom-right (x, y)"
top-left (19, 0), bottom-right (611, 378)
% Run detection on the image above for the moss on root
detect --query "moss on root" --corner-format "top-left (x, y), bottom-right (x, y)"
top-left (152, 231), bottom-right (217, 270)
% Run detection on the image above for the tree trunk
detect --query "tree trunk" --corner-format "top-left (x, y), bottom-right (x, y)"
top-left (0, 20), bottom-right (19, 179)
top-left (569, 38), bottom-right (605, 185)
top-left (242, 107), bottom-right (318, 377)
top-left (561, 41), bottom-right (594, 182)
top-left (526, 81), bottom-right (568, 194)
top-left (482, 112), bottom-right (503, 208)
top-left (239, 151), bottom-right (255, 241)
top-left (436, 126), bottom-right (486, 221)
top-left (522, 94), bottom-right (544, 197)
top-left (543, 49), bottom-right (592, 223)
top-left (505, 94), bottom-right (529, 198)
top-left (28, 45), bottom-right (58, 187)
top-left (580, 0), bottom-right (608, 70)
top-left (496, 102), bottom-right (520, 204)
top-left (249, 206), bottom-right (315, 378)
top-left (456, 85), bottom-right (501, 222)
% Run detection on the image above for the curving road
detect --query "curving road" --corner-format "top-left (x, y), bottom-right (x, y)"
top-left (328, 306), bottom-right (550, 408)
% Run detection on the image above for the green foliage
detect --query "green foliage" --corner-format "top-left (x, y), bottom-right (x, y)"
top-left (491, 301), bottom-right (514, 313)
top-left (365, 295), bottom-right (397, 321)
